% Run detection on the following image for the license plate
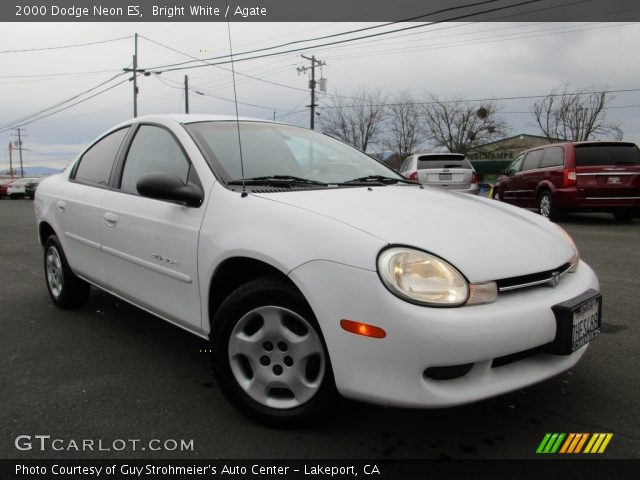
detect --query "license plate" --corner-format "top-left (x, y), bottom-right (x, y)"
top-left (439, 173), bottom-right (452, 181)
top-left (546, 289), bottom-right (602, 355)
top-left (607, 176), bottom-right (621, 184)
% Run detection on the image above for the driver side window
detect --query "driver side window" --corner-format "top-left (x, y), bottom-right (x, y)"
top-left (120, 125), bottom-right (194, 196)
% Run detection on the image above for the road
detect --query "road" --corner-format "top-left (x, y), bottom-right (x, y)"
top-left (1, 199), bottom-right (638, 459)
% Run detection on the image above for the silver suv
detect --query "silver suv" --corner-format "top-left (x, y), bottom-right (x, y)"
top-left (399, 153), bottom-right (478, 194)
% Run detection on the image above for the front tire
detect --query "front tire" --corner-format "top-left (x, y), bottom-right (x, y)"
top-left (211, 276), bottom-right (336, 426)
top-left (538, 191), bottom-right (558, 220)
top-left (44, 235), bottom-right (90, 309)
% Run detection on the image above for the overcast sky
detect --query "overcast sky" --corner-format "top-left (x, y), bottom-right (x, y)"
top-left (1, 21), bottom-right (639, 170)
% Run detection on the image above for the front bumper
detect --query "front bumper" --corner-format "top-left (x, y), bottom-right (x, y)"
top-left (289, 259), bottom-right (600, 408)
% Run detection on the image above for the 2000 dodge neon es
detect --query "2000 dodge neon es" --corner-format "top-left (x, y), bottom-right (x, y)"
top-left (34, 115), bottom-right (602, 424)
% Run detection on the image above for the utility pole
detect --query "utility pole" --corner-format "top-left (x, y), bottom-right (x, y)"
top-left (11, 128), bottom-right (25, 178)
top-left (8, 142), bottom-right (14, 179)
top-left (184, 75), bottom-right (189, 114)
top-left (123, 33), bottom-right (145, 118)
top-left (297, 55), bottom-right (326, 130)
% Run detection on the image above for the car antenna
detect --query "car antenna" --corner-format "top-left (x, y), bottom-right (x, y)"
top-left (225, 1), bottom-right (247, 198)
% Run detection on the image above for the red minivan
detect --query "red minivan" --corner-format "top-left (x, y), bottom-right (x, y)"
top-left (493, 141), bottom-right (640, 221)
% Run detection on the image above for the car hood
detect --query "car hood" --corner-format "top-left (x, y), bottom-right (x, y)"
top-left (253, 185), bottom-right (576, 283)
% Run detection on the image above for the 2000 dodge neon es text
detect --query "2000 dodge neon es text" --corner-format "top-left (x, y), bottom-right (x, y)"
top-left (34, 114), bottom-right (602, 424)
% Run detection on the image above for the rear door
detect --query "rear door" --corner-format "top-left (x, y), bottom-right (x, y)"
top-left (416, 155), bottom-right (474, 189)
top-left (54, 127), bottom-right (130, 285)
top-left (100, 123), bottom-right (207, 332)
top-left (574, 143), bottom-right (640, 198)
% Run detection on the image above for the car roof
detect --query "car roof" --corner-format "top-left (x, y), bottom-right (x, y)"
top-left (111, 114), bottom-right (276, 130)
top-left (523, 140), bottom-right (637, 153)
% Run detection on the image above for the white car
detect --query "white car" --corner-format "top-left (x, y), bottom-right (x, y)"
top-left (34, 115), bottom-right (602, 424)
top-left (399, 153), bottom-right (479, 194)
top-left (4, 177), bottom-right (36, 198)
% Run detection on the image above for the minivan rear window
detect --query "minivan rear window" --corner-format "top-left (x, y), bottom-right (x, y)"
top-left (417, 155), bottom-right (472, 169)
top-left (575, 143), bottom-right (640, 166)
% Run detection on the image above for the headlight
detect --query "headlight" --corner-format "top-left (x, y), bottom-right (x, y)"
top-left (377, 247), bottom-right (469, 306)
top-left (554, 224), bottom-right (580, 272)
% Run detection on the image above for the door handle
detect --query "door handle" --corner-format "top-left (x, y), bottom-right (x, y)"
top-left (103, 212), bottom-right (118, 228)
top-left (55, 200), bottom-right (65, 212)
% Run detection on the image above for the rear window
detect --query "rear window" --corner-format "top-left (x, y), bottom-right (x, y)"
top-left (417, 155), bottom-right (472, 170)
top-left (575, 143), bottom-right (640, 166)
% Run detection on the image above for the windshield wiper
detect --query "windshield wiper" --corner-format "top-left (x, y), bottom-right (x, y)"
top-left (228, 175), bottom-right (327, 186)
top-left (340, 175), bottom-right (419, 185)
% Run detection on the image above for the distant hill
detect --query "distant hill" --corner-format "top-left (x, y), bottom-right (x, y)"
top-left (0, 166), bottom-right (63, 177)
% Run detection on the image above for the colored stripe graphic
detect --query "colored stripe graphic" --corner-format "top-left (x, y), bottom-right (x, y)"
top-left (538, 433), bottom-right (613, 454)
top-left (536, 433), bottom-right (565, 454)
top-left (584, 433), bottom-right (613, 454)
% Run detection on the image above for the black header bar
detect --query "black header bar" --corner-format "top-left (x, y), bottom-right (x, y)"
top-left (3, 0), bottom-right (640, 22)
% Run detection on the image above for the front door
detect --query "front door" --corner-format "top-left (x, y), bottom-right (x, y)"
top-left (101, 124), bottom-right (206, 331)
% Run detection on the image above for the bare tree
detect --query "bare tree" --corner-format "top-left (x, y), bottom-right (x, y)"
top-left (533, 85), bottom-right (622, 141)
top-left (422, 95), bottom-right (507, 154)
top-left (383, 91), bottom-right (426, 161)
top-left (319, 87), bottom-right (387, 152)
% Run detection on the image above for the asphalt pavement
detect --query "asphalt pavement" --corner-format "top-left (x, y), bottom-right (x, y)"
top-left (1, 199), bottom-right (638, 459)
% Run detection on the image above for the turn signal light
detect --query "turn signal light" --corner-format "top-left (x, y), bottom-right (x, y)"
top-left (340, 319), bottom-right (386, 339)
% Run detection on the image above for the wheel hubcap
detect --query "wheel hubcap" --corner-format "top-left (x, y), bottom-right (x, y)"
top-left (228, 306), bottom-right (325, 409)
top-left (540, 195), bottom-right (551, 217)
top-left (46, 246), bottom-right (64, 298)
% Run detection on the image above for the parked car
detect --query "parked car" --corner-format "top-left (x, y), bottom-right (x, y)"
top-left (399, 153), bottom-right (479, 194)
top-left (25, 177), bottom-right (47, 199)
top-left (493, 141), bottom-right (640, 221)
top-left (34, 115), bottom-right (601, 424)
top-left (0, 179), bottom-right (12, 198)
top-left (0, 177), bottom-right (35, 199)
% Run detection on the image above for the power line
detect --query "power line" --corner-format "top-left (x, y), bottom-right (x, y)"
top-left (0, 77), bottom-right (130, 133)
top-left (0, 35), bottom-right (133, 54)
top-left (0, 69), bottom-right (124, 79)
top-left (320, 22), bottom-right (638, 61)
top-left (0, 72), bottom-right (127, 131)
top-left (316, 88), bottom-right (640, 109)
top-left (144, 0), bottom-right (500, 72)
top-left (148, 0), bottom-right (540, 74)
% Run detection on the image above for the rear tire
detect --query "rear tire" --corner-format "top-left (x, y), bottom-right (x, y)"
top-left (538, 191), bottom-right (558, 220)
top-left (44, 235), bottom-right (90, 309)
top-left (211, 276), bottom-right (337, 426)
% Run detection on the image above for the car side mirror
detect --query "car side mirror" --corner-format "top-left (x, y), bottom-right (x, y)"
top-left (136, 173), bottom-right (203, 207)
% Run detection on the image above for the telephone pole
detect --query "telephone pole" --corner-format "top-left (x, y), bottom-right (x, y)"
top-left (123, 33), bottom-right (145, 118)
top-left (184, 75), bottom-right (189, 114)
top-left (11, 128), bottom-right (25, 178)
top-left (297, 55), bottom-right (326, 130)
top-left (8, 142), bottom-right (14, 179)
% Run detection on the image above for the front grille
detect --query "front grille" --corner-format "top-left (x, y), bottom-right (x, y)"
top-left (497, 263), bottom-right (572, 292)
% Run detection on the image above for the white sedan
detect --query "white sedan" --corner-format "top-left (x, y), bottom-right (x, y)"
top-left (34, 115), bottom-right (601, 424)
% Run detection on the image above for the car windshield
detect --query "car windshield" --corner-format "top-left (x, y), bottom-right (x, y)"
top-left (184, 121), bottom-right (402, 185)
top-left (575, 143), bottom-right (640, 166)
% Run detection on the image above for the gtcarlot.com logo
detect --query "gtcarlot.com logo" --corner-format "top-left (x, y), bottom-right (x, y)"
top-left (15, 435), bottom-right (194, 452)
top-left (536, 433), bottom-right (613, 454)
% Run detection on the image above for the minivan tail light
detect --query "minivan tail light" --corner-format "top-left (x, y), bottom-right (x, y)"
top-left (408, 171), bottom-right (417, 181)
top-left (471, 172), bottom-right (478, 184)
top-left (562, 168), bottom-right (576, 187)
